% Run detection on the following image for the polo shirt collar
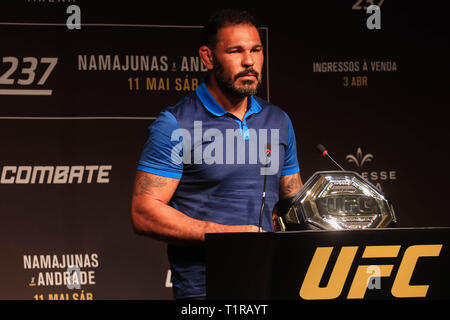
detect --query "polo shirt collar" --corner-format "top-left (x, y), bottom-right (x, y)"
top-left (196, 82), bottom-right (262, 118)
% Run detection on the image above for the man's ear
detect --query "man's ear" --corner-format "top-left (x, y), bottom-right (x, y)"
top-left (199, 45), bottom-right (214, 71)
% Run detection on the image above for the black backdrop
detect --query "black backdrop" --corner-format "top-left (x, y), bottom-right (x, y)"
top-left (0, 0), bottom-right (449, 300)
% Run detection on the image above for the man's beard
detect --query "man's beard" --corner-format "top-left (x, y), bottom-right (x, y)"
top-left (212, 55), bottom-right (262, 98)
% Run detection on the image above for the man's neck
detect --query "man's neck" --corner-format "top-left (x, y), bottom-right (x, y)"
top-left (205, 78), bottom-right (249, 121)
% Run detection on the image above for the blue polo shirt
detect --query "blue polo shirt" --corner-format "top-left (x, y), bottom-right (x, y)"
top-left (138, 82), bottom-right (299, 299)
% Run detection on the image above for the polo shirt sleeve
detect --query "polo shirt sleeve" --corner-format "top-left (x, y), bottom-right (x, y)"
top-left (280, 111), bottom-right (300, 176)
top-left (137, 110), bottom-right (184, 179)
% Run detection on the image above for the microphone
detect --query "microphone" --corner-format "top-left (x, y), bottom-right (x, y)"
top-left (316, 144), bottom-right (345, 171)
top-left (258, 143), bottom-right (271, 232)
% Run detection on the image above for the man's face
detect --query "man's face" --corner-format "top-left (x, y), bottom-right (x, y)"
top-left (212, 23), bottom-right (264, 97)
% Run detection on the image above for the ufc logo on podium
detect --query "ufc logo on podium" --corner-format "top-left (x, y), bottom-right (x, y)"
top-left (299, 244), bottom-right (442, 300)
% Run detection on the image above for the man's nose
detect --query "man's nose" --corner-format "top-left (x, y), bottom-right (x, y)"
top-left (242, 51), bottom-right (255, 67)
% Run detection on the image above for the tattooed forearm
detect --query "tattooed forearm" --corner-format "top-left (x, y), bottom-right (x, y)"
top-left (133, 171), bottom-right (169, 197)
top-left (279, 173), bottom-right (302, 199)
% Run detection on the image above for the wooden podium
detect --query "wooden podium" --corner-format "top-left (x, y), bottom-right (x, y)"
top-left (206, 228), bottom-right (450, 300)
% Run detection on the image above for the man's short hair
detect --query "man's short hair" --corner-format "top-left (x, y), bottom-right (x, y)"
top-left (203, 8), bottom-right (258, 49)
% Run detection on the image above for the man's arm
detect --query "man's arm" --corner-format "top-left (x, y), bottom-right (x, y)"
top-left (272, 172), bottom-right (303, 230)
top-left (279, 172), bottom-right (303, 199)
top-left (131, 171), bottom-right (259, 244)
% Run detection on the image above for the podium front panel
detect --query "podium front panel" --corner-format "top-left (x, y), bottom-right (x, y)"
top-left (206, 228), bottom-right (450, 300)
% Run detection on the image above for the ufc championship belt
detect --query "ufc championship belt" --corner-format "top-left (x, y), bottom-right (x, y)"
top-left (277, 171), bottom-right (397, 231)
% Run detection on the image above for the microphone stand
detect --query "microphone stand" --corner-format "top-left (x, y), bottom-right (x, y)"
top-left (258, 151), bottom-right (270, 232)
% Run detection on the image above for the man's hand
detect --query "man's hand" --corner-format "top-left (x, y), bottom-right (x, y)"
top-left (272, 205), bottom-right (281, 232)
